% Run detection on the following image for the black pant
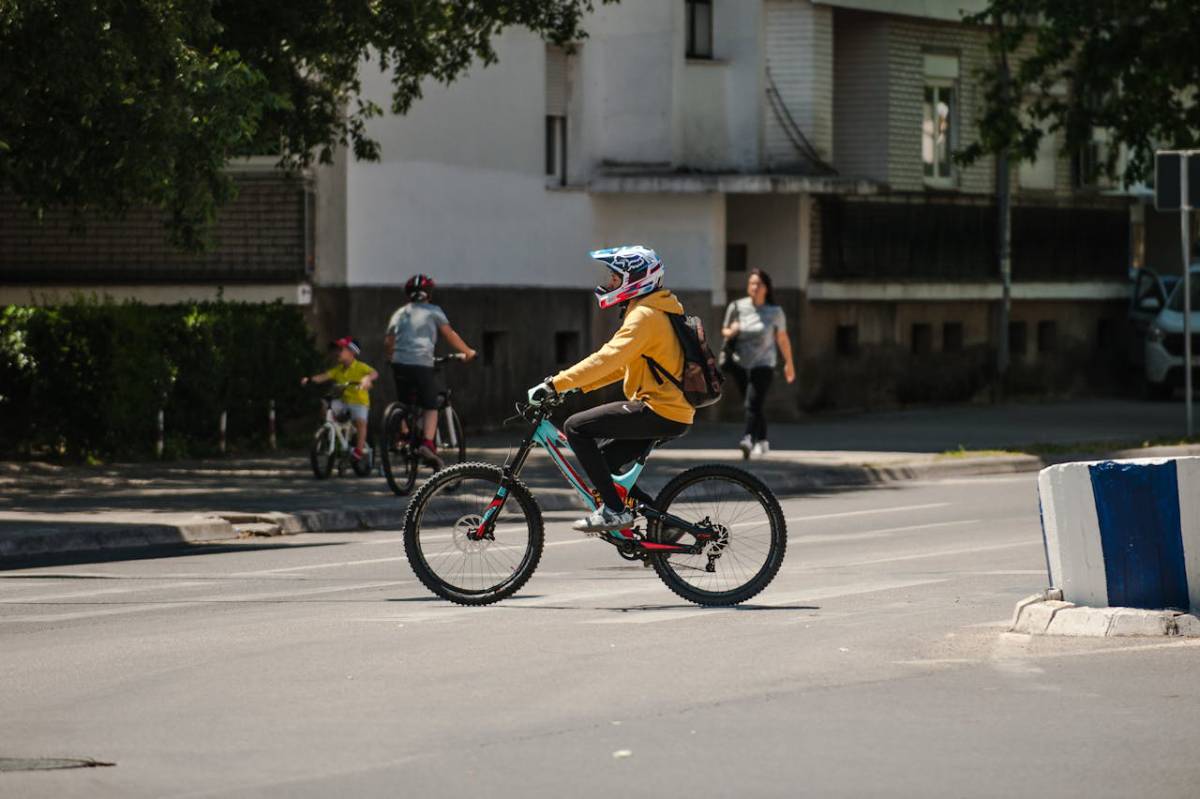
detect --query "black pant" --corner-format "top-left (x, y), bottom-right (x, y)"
top-left (391, 364), bottom-right (442, 410)
top-left (563, 400), bottom-right (689, 512)
top-left (727, 364), bottom-right (774, 443)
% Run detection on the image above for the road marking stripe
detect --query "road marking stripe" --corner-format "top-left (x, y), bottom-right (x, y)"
top-left (585, 578), bottom-right (948, 624)
top-left (844, 539), bottom-right (1040, 566)
top-left (785, 502), bottom-right (951, 522)
top-left (0, 581), bottom-right (408, 623)
top-left (0, 580), bottom-right (210, 603)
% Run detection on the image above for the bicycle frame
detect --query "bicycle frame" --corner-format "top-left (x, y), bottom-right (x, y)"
top-left (323, 407), bottom-right (354, 453)
top-left (469, 403), bottom-right (718, 555)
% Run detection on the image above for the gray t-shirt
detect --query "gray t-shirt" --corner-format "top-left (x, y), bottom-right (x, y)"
top-left (386, 302), bottom-right (449, 367)
top-left (724, 297), bottom-right (786, 369)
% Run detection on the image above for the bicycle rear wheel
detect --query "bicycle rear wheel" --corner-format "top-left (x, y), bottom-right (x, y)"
top-left (403, 463), bottom-right (543, 605)
top-left (648, 464), bottom-right (786, 606)
top-left (310, 426), bottom-right (335, 479)
top-left (380, 404), bottom-right (419, 496)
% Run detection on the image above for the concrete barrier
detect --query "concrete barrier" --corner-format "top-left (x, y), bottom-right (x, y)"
top-left (1038, 456), bottom-right (1200, 612)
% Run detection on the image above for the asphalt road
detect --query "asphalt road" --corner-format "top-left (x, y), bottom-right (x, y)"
top-left (2, 473), bottom-right (1199, 798)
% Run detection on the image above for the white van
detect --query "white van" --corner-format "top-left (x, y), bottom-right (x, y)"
top-left (1144, 264), bottom-right (1200, 399)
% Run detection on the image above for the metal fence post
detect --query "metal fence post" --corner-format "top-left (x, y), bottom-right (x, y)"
top-left (156, 409), bottom-right (164, 458)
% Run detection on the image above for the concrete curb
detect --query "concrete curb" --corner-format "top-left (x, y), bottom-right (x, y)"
top-left (0, 453), bottom-right (1039, 562)
top-left (1010, 592), bottom-right (1200, 637)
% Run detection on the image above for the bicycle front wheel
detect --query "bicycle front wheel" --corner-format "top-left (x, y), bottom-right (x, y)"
top-left (648, 464), bottom-right (787, 606)
top-left (403, 463), bottom-right (543, 605)
top-left (310, 426), bottom-right (335, 479)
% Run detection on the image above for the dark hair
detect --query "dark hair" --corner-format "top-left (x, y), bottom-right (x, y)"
top-left (749, 268), bottom-right (775, 305)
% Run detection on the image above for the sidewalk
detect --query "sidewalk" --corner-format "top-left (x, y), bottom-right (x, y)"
top-left (2, 399), bottom-right (1196, 561)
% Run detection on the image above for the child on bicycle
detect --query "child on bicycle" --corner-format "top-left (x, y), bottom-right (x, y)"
top-left (301, 337), bottom-right (378, 461)
top-left (384, 274), bottom-right (476, 469)
top-left (526, 246), bottom-right (693, 533)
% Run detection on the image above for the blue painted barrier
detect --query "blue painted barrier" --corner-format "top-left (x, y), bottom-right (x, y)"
top-left (1038, 457), bottom-right (1200, 611)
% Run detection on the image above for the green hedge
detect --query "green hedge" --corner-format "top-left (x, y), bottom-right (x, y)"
top-left (0, 299), bottom-right (322, 460)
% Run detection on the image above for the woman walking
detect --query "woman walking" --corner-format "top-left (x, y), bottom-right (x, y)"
top-left (721, 268), bottom-right (795, 458)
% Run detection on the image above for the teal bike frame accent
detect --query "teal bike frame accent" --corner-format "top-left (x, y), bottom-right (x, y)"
top-left (531, 418), bottom-right (645, 511)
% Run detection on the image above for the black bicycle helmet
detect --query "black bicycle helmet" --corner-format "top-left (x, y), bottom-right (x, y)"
top-left (406, 274), bottom-right (435, 301)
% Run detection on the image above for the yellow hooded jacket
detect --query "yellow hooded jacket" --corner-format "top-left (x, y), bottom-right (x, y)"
top-left (550, 290), bottom-right (695, 425)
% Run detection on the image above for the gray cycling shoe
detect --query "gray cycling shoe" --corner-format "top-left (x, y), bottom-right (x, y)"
top-left (572, 505), bottom-right (636, 533)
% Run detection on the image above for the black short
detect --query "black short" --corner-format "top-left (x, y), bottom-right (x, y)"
top-left (391, 364), bottom-right (443, 410)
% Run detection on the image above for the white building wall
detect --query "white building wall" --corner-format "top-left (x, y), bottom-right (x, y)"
top-left (584, 2), bottom-right (677, 168)
top-left (346, 31), bottom-right (593, 288)
top-left (342, 2), bottom-right (751, 293)
top-left (726, 195), bottom-right (802, 290)
top-left (764, 0), bottom-right (835, 168)
top-left (678, 2), bottom-right (764, 171)
top-left (592, 193), bottom-right (726, 300)
top-left (832, 10), bottom-right (890, 180)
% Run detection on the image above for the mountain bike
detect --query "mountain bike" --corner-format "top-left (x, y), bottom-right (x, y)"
top-left (402, 390), bottom-right (787, 607)
top-left (310, 382), bottom-right (373, 479)
top-left (379, 354), bottom-right (467, 496)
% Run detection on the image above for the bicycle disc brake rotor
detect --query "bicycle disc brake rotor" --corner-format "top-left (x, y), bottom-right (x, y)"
top-left (452, 514), bottom-right (491, 553)
top-left (701, 524), bottom-right (729, 571)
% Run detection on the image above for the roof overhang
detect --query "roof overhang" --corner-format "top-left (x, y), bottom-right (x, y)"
top-left (811, 0), bottom-right (988, 22)
top-left (588, 173), bottom-right (881, 195)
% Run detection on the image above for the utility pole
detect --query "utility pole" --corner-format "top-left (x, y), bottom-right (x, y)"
top-left (1181, 157), bottom-right (1194, 437)
top-left (993, 11), bottom-right (1013, 381)
top-left (1156, 150), bottom-right (1197, 438)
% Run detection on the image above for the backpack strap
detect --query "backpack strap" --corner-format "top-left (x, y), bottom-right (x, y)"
top-left (642, 355), bottom-right (684, 391)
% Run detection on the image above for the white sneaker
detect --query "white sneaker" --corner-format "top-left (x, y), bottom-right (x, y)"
top-left (738, 435), bottom-right (753, 460)
top-left (572, 506), bottom-right (636, 533)
top-left (751, 440), bottom-right (770, 457)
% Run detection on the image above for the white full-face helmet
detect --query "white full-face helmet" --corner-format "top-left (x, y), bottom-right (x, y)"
top-left (589, 245), bottom-right (665, 309)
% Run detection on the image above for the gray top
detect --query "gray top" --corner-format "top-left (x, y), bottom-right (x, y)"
top-left (724, 296), bottom-right (786, 369)
top-left (385, 302), bottom-right (449, 367)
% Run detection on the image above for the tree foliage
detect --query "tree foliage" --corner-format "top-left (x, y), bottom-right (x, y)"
top-left (0, 1), bottom-right (605, 248)
top-left (962, 0), bottom-right (1200, 184)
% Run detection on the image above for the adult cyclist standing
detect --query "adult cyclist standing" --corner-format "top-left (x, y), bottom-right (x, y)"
top-left (527, 246), bottom-right (693, 533)
top-left (385, 274), bottom-right (477, 469)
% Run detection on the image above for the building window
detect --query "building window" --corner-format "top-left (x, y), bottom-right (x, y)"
top-left (911, 323), bottom-right (933, 355)
top-left (685, 0), bottom-right (713, 59)
top-left (483, 330), bottom-right (508, 367)
top-left (1018, 124), bottom-right (1057, 191)
top-left (942, 321), bottom-right (964, 352)
top-left (835, 324), bottom-right (859, 358)
top-left (1008, 321), bottom-right (1027, 358)
top-left (922, 54), bottom-right (959, 187)
top-left (1037, 320), bottom-right (1058, 354)
top-left (554, 331), bottom-right (580, 365)
top-left (545, 115), bottom-right (567, 185)
top-left (726, 243), bottom-right (747, 273)
top-left (545, 44), bottom-right (569, 186)
top-left (1073, 127), bottom-right (1115, 190)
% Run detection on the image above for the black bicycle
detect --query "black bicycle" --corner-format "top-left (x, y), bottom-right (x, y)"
top-left (402, 390), bottom-right (787, 607)
top-left (379, 354), bottom-right (468, 496)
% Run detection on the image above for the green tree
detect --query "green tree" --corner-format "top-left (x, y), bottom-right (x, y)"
top-left (0, 1), bottom-right (605, 248)
top-left (961, 1), bottom-right (1200, 184)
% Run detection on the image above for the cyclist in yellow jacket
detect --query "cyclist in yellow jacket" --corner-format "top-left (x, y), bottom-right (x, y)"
top-left (527, 246), bottom-right (693, 533)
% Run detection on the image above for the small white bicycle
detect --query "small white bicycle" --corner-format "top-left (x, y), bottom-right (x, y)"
top-left (310, 382), bottom-right (373, 479)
